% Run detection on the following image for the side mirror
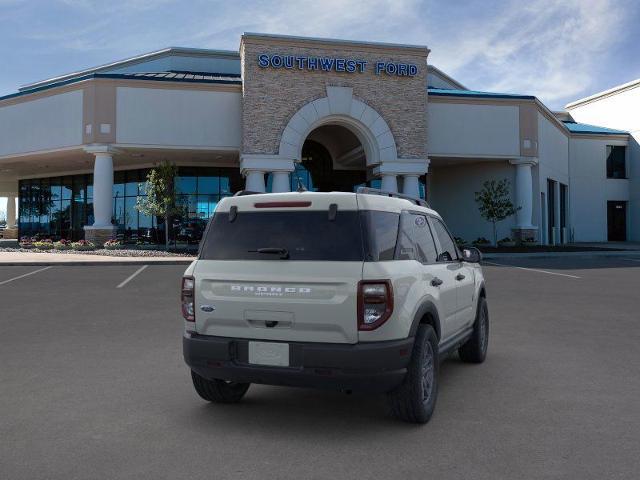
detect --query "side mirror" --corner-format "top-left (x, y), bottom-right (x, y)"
top-left (461, 247), bottom-right (482, 263)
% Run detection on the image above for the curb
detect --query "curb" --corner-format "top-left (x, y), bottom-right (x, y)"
top-left (483, 251), bottom-right (640, 260)
top-left (0, 259), bottom-right (194, 266)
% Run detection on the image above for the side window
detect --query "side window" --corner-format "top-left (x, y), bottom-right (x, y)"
top-left (394, 212), bottom-right (438, 263)
top-left (395, 212), bottom-right (417, 261)
top-left (431, 218), bottom-right (458, 262)
top-left (412, 214), bottom-right (438, 263)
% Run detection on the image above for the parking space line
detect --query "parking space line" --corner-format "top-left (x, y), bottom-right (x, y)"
top-left (623, 258), bottom-right (640, 262)
top-left (116, 265), bottom-right (149, 289)
top-left (483, 261), bottom-right (581, 279)
top-left (0, 266), bottom-right (52, 286)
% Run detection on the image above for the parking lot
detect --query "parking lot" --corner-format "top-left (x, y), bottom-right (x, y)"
top-left (1, 256), bottom-right (640, 479)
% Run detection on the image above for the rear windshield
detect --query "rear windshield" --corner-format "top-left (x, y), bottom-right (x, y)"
top-left (199, 210), bottom-right (400, 262)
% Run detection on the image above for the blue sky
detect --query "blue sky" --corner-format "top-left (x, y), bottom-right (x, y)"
top-left (1, 0), bottom-right (639, 109)
top-left (1, 0), bottom-right (640, 215)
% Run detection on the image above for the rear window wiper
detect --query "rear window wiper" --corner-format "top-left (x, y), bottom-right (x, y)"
top-left (248, 247), bottom-right (290, 259)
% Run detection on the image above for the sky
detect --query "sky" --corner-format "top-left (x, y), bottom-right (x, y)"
top-left (1, 0), bottom-right (640, 214)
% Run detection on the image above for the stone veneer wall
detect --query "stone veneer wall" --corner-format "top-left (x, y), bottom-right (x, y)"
top-left (241, 36), bottom-right (429, 160)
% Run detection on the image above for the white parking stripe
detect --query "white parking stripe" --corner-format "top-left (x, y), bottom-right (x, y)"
top-left (116, 265), bottom-right (149, 289)
top-left (0, 266), bottom-right (52, 286)
top-left (483, 261), bottom-right (581, 279)
top-left (623, 258), bottom-right (640, 262)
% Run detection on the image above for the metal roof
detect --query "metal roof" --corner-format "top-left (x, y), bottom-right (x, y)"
top-left (562, 121), bottom-right (628, 135)
top-left (0, 71), bottom-right (241, 103)
top-left (428, 87), bottom-right (535, 100)
top-left (19, 47), bottom-right (240, 92)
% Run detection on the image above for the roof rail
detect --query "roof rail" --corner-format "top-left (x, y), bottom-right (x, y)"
top-left (356, 187), bottom-right (430, 208)
top-left (233, 190), bottom-right (263, 196)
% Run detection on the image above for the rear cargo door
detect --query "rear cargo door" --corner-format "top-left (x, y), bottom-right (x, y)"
top-left (194, 196), bottom-right (363, 344)
top-left (194, 260), bottom-right (361, 343)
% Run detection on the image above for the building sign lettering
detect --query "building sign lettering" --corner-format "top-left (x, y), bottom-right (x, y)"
top-left (257, 54), bottom-right (418, 77)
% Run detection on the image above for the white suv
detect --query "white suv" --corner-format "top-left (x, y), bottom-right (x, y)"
top-left (182, 189), bottom-right (488, 423)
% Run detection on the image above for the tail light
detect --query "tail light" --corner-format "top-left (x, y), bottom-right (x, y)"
top-left (358, 280), bottom-right (393, 331)
top-left (181, 276), bottom-right (195, 322)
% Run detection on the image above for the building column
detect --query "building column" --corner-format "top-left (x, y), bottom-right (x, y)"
top-left (244, 170), bottom-right (266, 193)
top-left (6, 195), bottom-right (17, 228)
top-left (380, 174), bottom-right (398, 193)
top-left (402, 175), bottom-right (421, 199)
top-left (240, 154), bottom-right (295, 194)
top-left (83, 145), bottom-right (117, 245)
top-left (271, 171), bottom-right (291, 193)
top-left (510, 157), bottom-right (538, 242)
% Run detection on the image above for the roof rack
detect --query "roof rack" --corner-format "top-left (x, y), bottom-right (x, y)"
top-left (233, 190), bottom-right (263, 196)
top-left (356, 187), bottom-right (430, 208)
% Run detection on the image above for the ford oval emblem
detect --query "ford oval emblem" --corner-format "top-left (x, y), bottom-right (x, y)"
top-left (200, 305), bottom-right (215, 312)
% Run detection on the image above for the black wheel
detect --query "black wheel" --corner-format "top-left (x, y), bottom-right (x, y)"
top-left (458, 296), bottom-right (489, 363)
top-left (387, 324), bottom-right (439, 424)
top-left (191, 370), bottom-right (250, 403)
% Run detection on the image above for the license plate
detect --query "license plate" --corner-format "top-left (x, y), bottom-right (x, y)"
top-left (248, 341), bottom-right (290, 367)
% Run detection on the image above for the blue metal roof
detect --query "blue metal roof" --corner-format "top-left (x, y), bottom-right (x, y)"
top-left (427, 87), bottom-right (535, 100)
top-left (562, 121), bottom-right (628, 135)
top-left (0, 71), bottom-right (242, 102)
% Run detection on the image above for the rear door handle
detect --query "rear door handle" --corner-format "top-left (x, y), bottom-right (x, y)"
top-left (431, 277), bottom-right (443, 287)
top-left (455, 274), bottom-right (466, 281)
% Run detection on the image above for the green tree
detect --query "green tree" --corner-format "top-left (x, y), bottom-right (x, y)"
top-left (136, 161), bottom-right (182, 250)
top-left (474, 179), bottom-right (519, 246)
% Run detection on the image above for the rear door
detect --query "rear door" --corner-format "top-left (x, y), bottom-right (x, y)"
top-left (194, 196), bottom-right (363, 344)
top-left (429, 216), bottom-right (476, 334)
top-left (396, 211), bottom-right (458, 339)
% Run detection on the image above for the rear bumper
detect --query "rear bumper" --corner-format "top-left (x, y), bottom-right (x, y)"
top-left (183, 332), bottom-right (414, 393)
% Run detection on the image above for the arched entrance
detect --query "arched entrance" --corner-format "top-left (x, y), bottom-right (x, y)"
top-left (297, 124), bottom-right (367, 192)
top-left (243, 86), bottom-right (428, 196)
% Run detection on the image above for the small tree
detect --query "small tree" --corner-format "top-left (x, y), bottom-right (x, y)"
top-left (474, 179), bottom-right (519, 246)
top-left (136, 161), bottom-right (182, 250)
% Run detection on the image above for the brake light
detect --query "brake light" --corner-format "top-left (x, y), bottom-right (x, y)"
top-left (358, 280), bottom-right (393, 331)
top-left (181, 276), bottom-right (195, 322)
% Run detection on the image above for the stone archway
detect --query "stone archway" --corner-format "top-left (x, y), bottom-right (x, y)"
top-left (278, 86), bottom-right (398, 167)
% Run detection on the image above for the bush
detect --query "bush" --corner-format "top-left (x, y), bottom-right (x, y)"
top-left (103, 239), bottom-right (123, 250)
top-left (71, 240), bottom-right (96, 251)
top-left (19, 236), bottom-right (34, 249)
top-left (33, 239), bottom-right (54, 250)
top-left (472, 237), bottom-right (491, 246)
top-left (54, 239), bottom-right (73, 250)
top-left (454, 236), bottom-right (466, 247)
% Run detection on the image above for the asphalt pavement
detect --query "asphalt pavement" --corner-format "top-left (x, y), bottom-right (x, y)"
top-left (1, 257), bottom-right (639, 479)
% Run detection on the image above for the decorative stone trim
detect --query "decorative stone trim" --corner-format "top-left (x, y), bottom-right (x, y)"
top-left (278, 86), bottom-right (398, 167)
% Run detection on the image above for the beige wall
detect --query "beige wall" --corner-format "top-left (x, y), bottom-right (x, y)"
top-left (0, 90), bottom-right (83, 157)
top-left (115, 86), bottom-right (242, 148)
top-left (240, 35), bottom-right (429, 159)
top-left (427, 102), bottom-right (520, 157)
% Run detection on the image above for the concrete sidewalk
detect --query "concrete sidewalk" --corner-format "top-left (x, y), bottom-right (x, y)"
top-left (483, 250), bottom-right (640, 260)
top-left (0, 251), bottom-right (194, 266)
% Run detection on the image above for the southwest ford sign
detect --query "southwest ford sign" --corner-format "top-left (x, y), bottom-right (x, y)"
top-left (257, 54), bottom-right (418, 77)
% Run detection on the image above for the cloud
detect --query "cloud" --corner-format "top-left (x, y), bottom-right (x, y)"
top-left (426, 0), bottom-right (630, 108)
top-left (1, 0), bottom-right (637, 109)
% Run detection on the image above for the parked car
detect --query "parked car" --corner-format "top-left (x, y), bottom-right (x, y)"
top-left (181, 189), bottom-right (488, 423)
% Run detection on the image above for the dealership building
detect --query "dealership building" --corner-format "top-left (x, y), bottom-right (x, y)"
top-left (0, 33), bottom-right (637, 245)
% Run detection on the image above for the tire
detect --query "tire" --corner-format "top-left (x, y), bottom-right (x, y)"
top-left (387, 324), bottom-right (439, 424)
top-left (190, 370), bottom-right (250, 403)
top-left (458, 296), bottom-right (489, 363)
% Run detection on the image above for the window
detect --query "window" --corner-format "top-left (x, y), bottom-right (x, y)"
top-left (606, 146), bottom-right (626, 179)
top-left (200, 210), bottom-right (364, 261)
top-left (431, 217), bottom-right (458, 262)
top-left (360, 211), bottom-right (399, 261)
top-left (394, 212), bottom-right (437, 263)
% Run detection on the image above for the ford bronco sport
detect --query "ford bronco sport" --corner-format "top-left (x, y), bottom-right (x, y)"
top-left (182, 188), bottom-right (488, 423)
